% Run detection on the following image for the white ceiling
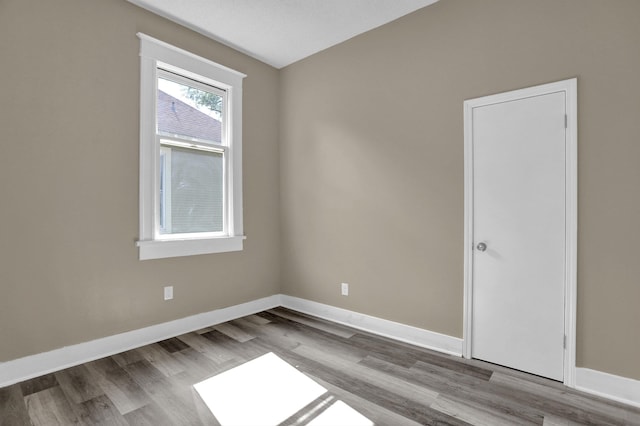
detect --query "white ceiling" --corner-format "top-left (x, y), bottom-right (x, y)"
top-left (128, 0), bottom-right (440, 69)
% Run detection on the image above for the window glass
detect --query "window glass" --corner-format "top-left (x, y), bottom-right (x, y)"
top-left (157, 77), bottom-right (223, 144)
top-left (159, 147), bottom-right (224, 235)
top-left (156, 73), bottom-right (227, 237)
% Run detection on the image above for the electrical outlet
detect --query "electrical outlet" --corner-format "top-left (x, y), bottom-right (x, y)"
top-left (341, 282), bottom-right (349, 296)
top-left (164, 286), bottom-right (174, 300)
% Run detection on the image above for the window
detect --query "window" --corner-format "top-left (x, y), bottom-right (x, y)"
top-left (136, 33), bottom-right (246, 260)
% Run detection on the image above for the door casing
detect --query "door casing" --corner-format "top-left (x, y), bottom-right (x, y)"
top-left (462, 78), bottom-right (577, 387)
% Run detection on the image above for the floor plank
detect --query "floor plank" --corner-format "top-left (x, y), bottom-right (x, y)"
top-left (84, 359), bottom-right (150, 415)
top-left (122, 402), bottom-right (175, 426)
top-left (136, 343), bottom-right (185, 377)
top-left (156, 337), bottom-right (189, 353)
top-left (358, 355), bottom-right (543, 424)
top-left (0, 384), bottom-right (31, 426)
top-left (309, 374), bottom-right (424, 426)
top-left (111, 349), bottom-right (144, 369)
top-left (19, 373), bottom-right (59, 397)
top-left (24, 386), bottom-right (83, 426)
top-left (266, 308), bottom-right (357, 338)
top-left (55, 364), bottom-right (104, 404)
top-left (214, 322), bottom-right (255, 342)
top-left (242, 313), bottom-right (271, 326)
top-left (176, 332), bottom-right (236, 364)
top-left (80, 394), bottom-right (129, 426)
top-left (431, 394), bottom-right (537, 426)
top-left (293, 344), bottom-right (440, 407)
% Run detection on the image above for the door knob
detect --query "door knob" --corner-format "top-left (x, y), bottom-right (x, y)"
top-left (476, 242), bottom-right (487, 252)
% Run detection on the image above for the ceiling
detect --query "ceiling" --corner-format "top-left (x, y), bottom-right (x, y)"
top-left (127, 0), bottom-right (440, 69)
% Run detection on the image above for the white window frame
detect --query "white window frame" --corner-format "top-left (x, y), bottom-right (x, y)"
top-left (136, 33), bottom-right (246, 260)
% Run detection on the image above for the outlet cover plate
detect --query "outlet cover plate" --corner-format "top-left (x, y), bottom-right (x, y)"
top-left (341, 283), bottom-right (349, 296)
top-left (164, 286), bottom-right (174, 300)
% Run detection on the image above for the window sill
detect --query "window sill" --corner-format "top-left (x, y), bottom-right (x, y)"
top-left (137, 236), bottom-right (245, 260)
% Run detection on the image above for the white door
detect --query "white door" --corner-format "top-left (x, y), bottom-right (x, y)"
top-left (468, 88), bottom-right (567, 381)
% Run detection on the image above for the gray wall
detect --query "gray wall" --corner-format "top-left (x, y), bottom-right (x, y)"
top-left (280, 0), bottom-right (640, 381)
top-left (0, 0), bottom-right (281, 362)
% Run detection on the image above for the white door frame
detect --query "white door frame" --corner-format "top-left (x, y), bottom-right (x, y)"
top-left (462, 78), bottom-right (578, 387)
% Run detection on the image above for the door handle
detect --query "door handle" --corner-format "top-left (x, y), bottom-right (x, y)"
top-left (476, 242), bottom-right (487, 252)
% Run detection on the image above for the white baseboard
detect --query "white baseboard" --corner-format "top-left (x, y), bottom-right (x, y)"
top-left (0, 294), bottom-right (461, 389)
top-left (0, 295), bottom-right (281, 388)
top-left (280, 295), bottom-right (463, 356)
top-left (3, 293), bottom-right (638, 411)
top-left (575, 367), bottom-right (640, 408)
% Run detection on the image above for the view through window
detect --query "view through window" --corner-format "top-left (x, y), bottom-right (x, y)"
top-left (157, 74), bottom-right (226, 236)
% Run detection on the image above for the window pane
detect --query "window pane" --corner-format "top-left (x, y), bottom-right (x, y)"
top-left (157, 77), bottom-right (223, 144)
top-left (161, 147), bottom-right (224, 234)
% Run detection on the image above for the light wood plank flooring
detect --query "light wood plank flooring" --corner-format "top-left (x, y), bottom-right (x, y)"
top-left (1, 307), bottom-right (639, 425)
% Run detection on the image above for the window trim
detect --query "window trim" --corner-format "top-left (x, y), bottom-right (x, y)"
top-left (136, 33), bottom-right (246, 260)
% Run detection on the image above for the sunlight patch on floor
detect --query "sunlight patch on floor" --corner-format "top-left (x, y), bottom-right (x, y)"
top-left (194, 352), bottom-right (327, 425)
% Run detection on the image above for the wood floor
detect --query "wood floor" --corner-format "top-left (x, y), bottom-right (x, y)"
top-left (1, 307), bottom-right (639, 425)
